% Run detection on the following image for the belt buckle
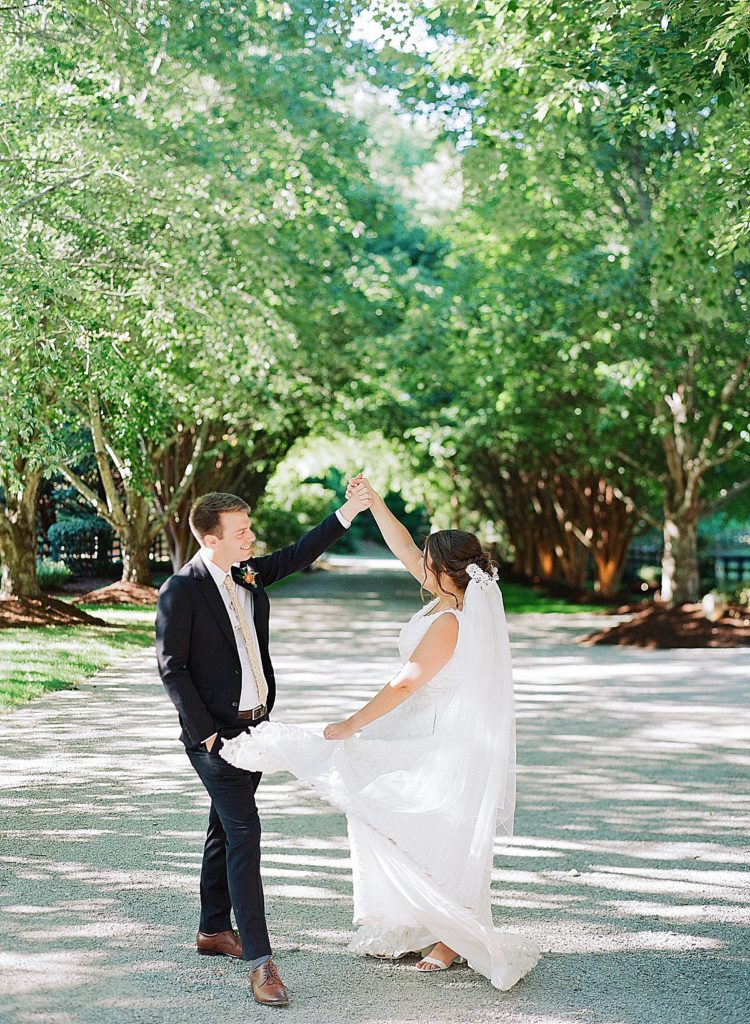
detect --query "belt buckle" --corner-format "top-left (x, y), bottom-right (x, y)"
top-left (252, 705), bottom-right (265, 721)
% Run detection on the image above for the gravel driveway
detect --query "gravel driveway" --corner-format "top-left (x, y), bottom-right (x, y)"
top-left (1, 562), bottom-right (747, 1024)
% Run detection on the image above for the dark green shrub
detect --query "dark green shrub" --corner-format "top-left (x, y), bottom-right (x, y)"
top-left (37, 558), bottom-right (73, 590)
top-left (47, 516), bottom-right (113, 567)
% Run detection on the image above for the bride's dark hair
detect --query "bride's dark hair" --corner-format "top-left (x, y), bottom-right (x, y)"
top-left (422, 530), bottom-right (496, 604)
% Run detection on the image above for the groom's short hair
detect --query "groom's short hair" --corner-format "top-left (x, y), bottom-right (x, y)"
top-left (189, 492), bottom-right (250, 540)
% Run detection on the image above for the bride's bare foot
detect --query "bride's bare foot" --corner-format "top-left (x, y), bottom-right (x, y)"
top-left (416, 942), bottom-right (461, 972)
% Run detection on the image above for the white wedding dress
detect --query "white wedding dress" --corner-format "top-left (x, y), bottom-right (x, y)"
top-left (221, 582), bottom-right (540, 990)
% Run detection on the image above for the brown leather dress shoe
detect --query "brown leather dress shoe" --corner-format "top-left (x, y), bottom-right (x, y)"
top-left (250, 960), bottom-right (289, 1007)
top-left (196, 929), bottom-right (243, 959)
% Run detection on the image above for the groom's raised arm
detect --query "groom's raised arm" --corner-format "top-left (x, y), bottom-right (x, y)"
top-left (156, 578), bottom-right (216, 745)
top-left (248, 511), bottom-right (348, 589)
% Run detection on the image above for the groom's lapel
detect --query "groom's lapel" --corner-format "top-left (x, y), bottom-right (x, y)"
top-left (190, 553), bottom-right (238, 652)
top-left (230, 564), bottom-right (249, 589)
top-left (231, 562), bottom-right (261, 592)
top-left (232, 562), bottom-right (268, 629)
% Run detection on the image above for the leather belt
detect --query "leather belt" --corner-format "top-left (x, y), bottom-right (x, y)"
top-left (236, 705), bottom-right (267, 722)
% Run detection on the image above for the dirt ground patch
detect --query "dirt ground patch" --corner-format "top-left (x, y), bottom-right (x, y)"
top-left (71, 580), bottom-right (159, 606)
top-left (583, 601), bottom-right (750, 648)
top-left (0, 595), bottom-right (106, 628)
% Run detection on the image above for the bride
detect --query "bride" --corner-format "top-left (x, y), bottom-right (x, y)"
top-left (221, 477), bottom-right (539, 990)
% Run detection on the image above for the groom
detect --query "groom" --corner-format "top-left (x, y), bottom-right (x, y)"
top-left (155, 487), bottom-right (369, 1006)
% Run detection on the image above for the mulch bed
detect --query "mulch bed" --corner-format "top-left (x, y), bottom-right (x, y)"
top-left (583, 602), bottom-right (750, 649)
top-left (70, 581), bottom-right (159, 606)
top-left (59, 577), bottom-right (119, 595)
top-left (0, 595), bottom-right (107, 629)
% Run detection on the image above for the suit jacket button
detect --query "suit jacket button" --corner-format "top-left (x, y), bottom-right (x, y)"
top-left (234, 669), bottom-right (241, 676)
top-left (231, 701), bottom-right (238, 708)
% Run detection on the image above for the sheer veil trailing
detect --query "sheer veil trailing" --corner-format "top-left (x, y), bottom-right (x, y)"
top-left (431, 572), bottom-right (518, 898)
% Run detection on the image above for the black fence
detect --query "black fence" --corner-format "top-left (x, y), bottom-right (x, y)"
top-left (43, 529), bottom-right (750, 588)
top-left (625, 547), bottom-right (750, 586)
top-left (40, 532), bottom-right (173, 578)
top-left (109, 533), bottom-right (172, 565)
top-left (714, 554), bottom-right (750, 585)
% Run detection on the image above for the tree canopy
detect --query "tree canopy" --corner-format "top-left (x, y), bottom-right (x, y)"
top-left (1, 0), bottom-right (748, 604)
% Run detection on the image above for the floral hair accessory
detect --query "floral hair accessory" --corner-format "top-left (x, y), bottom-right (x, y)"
top-left (240, 566), bottom-right (258, 588)
top-left (466, 562), bottom-right (499, 591)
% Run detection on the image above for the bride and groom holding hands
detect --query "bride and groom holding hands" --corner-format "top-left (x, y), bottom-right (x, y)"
top-left (155, 473), bottom-right (539, 1008)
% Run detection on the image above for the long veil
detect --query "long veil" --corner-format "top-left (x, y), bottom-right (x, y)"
top-left (359, 575), bottom-right (517, 910)
top-left (433, 576), bottom-right (517, 897)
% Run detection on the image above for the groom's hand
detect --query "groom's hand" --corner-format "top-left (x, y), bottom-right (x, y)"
top-left (345, 472), bottom-right (363, 501)
top-left (346, 474), bottom-right (378, 504)
top-left (340, 478), bottom-right (372, 521)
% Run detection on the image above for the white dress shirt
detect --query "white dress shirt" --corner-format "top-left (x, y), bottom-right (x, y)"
top-left (334, 508), bottom-right (351, 529)
top-left (199, 549), bottom-right (268, 713)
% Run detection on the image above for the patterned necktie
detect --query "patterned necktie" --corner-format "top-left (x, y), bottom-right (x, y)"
top-left (223, 575), bottom-right (268, 707)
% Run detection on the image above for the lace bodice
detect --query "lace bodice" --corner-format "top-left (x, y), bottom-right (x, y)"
top-left (354, 600), bottom-right (462, 741)
top-left (398, 599), bottom-right (461, 692)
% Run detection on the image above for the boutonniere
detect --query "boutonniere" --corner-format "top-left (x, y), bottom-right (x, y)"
top-left (240, 566), bottom-right (258, 588)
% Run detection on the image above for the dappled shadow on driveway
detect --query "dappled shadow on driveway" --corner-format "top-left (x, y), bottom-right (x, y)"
top-left (0, 567), bottom-right (747, 1023)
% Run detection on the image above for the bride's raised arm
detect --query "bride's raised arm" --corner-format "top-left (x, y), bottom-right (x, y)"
top-left (347, 475), bottom-right (424, 583)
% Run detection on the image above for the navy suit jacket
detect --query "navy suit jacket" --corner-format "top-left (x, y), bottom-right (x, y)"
top-left (155, 512), bottom-right (347, 746)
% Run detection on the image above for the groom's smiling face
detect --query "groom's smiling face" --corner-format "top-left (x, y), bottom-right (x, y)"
top-left (204, 510), bottom-right (256, 568)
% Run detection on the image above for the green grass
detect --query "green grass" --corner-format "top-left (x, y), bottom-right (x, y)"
top-left (499, 581), bottom-right (594, 614)
top-left (0, 606), bottom-right (155, 712)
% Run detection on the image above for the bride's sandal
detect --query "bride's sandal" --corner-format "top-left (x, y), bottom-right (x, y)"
top-left (416, 951), bottom-right (467, 973)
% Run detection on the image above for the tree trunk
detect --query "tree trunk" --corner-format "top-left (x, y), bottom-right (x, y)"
top-left (120, 541), bottom-right (152, 584)
top-left (584, 478), bottom-right (636, 598)
top-left (0, 463), bottom-right (43, 598)
top-left (119, 491), bottom-right (153, 585)
top-left (593, 553), bottom-right (627, 598)
top-left (164, 520), bottom-right (191, 574)
top-left (661, 504), bottom-right (700, 605)
top-left (536, 473), bottom-right (588, 590)
top-left (472, 451), bottom-right (640, 595)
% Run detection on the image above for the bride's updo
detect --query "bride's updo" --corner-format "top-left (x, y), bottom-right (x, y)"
top-left (423, 530), bottom-right (497, 598)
